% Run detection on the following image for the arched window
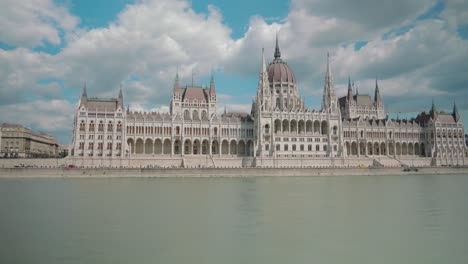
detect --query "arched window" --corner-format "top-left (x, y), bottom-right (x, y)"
top-left (265, 124), bottom-right (270, 134)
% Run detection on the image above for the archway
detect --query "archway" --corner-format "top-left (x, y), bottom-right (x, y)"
top-left (173, 139), bottom-right (181, 155)
top-left (212, 140), bottom-right (219, 155)
top-left (145, 139), bottom-right (153, 154)
top-left (135, 138), bottom-right (144, 154)
top-left (306, 120), bottom-right (313, 134)
top-left (290, 120), bottom-right (297, 134)
top-left (154, 139), bottom-right (162, 154)
top-left (388, 142), bottom-right (394, 155)
top-left (222, 140), bottom-right (229, 155)
top-left (351, 141), bottom-right (358, 155)
top-left (163, 139), bottom-right (171, 154)
top-left (396, 142), bottom-right (401, 155)
top-left (321, 120), bottom-right (328, 135)
top-left (374, 142), bottom-right (379, 155)
top-left (238, 140), bottom-right (246, 156)
top-left (359, 142), bottom-right (365, 155)
top-left (282, 119), bottom-right (289, 133)
top-left (246, 140), bottom-right (253, 156)
top-left (367, 142), bottom-right (373, 155)
top-left (184, 139), bottom-right (192, 155)
top-left (274, 119), bottom-right (281, 133)
top-left (127, 138), bottom-right (135, 154)
top-left (402, 142), bottom-right (408, 155)
top-left (380, 142), bottom-right (386, 155)
top-left (193, 139), bottom-right (200, 155)
top-left (313, 120), bottom-right (320, 135)
top-left (230, 140), bottom-right (237, 155)
top-left (202, 140), bottom-right (209, 155)
top-left (345, 142), bottom-right (351, 156)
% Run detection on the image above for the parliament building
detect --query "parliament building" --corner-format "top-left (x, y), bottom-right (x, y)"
top-left (69, 37), bottom-right (467, 168)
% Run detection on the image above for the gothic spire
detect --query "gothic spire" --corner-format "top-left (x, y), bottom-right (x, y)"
top-left (274, 32), bottom-right (281, 59)
top-left (118, 85), bottom-right (123, 99)
top-left (82, 82), bottom-right (87, 98)
top-left (374, 79), bottom-right (382, 105)
top-left (453, 100), bottom-right (460, 122)
top-left (347, 76), bottom-right (353, 101)
top-left (430, 99), bottom-right (437, 118)
top-left (209, 70), bottom-right (216, 97)
top-left (322, 52), bottom-right (336, 112)
top-left (261, 47), bottom-right (267, 73)
top-left (173, 69), bottom-right (180, 96)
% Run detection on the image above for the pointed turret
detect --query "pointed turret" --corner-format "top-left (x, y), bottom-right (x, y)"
top-left (261, 47), bottom-right (267, 73)
top-left (347, 76), bottom-right (353, 102)
top-left (322, 52), bottom-right (337, 112)
top-left (452, 101), bottom-right (460, 122)
top-left (173, 70), bottom-right (180, 96)
top-left (274, 33), bottom-right (281, 60)
top-left (82, 82), bottom-right (87, 98)
top-left (117, 85), bottom-right (124, 109)
top-left (80, 82), bottom-right (88, 107)
top-left (209, 71), bottom-right (216, 97)
top-left (430, 99), bottom-right (437, 118)
top-left (374, 79), bottom-right (382, 106)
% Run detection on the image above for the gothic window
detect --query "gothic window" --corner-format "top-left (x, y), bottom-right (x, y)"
top-left (89, 121), bottom-right (95, 132)
top-left (292, 145), bottom-right (296, 151)
top-left (98, 121), bottom-right (104, 131)
top-left (276, 144), bottom-right (280, 151)
top-left (265, 124), bottom-right (270, 134)
top-left (300, 145), bottom-right (304, 151)
top-left (308, 145), bottom-right (312, 151)
top-left (184, 110), bottom-right (190, 120)
top-left (284, 144), bottom-right (289, 151)
top-left (117, 122), bottom-right (122, 132)
top-left (192, 110), bottom-right (199, 120)
top-left (316, 145), bottom-right (320, 151)
top-left (79, 121), bottom-right (85, 131)
top-left (107, 122), bottom-right (113, 132)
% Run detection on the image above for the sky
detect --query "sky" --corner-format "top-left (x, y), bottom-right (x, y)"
top-left (0, 0), bottom-right (467, 144)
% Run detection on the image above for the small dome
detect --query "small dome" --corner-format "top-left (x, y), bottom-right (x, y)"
top-left (267, 59), bottom-right (296, 84)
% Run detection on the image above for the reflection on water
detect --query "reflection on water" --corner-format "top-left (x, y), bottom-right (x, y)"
top-left (1, 174), bottom-right (468, 264)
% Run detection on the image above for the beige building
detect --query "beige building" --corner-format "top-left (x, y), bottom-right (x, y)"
top-left (68, 36), bottom-right (467, 168)
top-left (0, 123), bottom-right (59, 158)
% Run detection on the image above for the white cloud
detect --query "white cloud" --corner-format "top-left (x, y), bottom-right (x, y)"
top-left (0, 0), bottom-right (79, 47)
top-left (1, 0), bottom-right (468, 144)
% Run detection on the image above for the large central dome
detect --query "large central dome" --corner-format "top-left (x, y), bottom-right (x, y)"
top-left (267, 36), bottom-right (296, 84)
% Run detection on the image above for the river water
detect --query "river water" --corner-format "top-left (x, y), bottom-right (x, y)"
top-left (1, 174), bottom-right (467, 264)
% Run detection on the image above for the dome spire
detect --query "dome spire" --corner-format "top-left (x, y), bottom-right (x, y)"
top-left (452, 100), bottom-right (460, 122)
top-left (274, 32), bottom-right (281, 59)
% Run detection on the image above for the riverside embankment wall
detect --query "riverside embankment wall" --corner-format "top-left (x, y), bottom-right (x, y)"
top-left (1, 166), bottom-right (467, 178)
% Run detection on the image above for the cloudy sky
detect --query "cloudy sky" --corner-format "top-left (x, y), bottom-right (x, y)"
top-left (0, 0), bottom-right (467, 144)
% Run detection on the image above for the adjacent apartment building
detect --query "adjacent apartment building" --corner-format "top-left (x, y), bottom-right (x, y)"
top-left (0, 123), bottom-right (60, 158)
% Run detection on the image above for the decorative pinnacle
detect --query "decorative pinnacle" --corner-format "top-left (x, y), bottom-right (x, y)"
top-left (274, 32), bottom-right (281, 59)
top-left (82, 82), bottom-right (87, 97)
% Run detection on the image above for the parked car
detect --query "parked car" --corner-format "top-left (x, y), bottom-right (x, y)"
top-left (67, 164), bottom-right (77, 168)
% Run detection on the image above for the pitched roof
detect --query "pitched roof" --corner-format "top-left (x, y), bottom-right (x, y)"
top-left (86, 98), bottom-right (119, 112)
top-left (181, 87), bottom-right (209, 102)
top-left (436, 114), bottom-right (456, 124)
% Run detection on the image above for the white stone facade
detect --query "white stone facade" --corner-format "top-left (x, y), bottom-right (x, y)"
top-left (69, 39), bottom-right (467, 167)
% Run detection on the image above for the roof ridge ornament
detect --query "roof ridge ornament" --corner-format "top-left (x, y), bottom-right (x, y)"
top-left (274, 32), bottom-right (281, 59)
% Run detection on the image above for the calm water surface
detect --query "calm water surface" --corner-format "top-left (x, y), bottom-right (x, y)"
top-left (1, 174), bottom-right (468, 264)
